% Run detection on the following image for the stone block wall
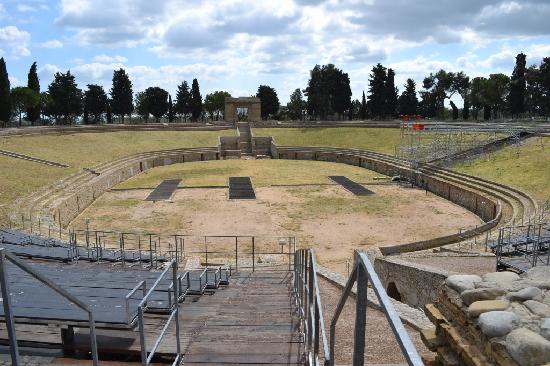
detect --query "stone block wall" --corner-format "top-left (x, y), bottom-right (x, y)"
top-left (51, 148), bottom-right (219, 227)
top-left (252, 136), bottom-right (273, 156)
top-left (374, 256), bottom-right (452, 308)
top-left (276, 146), bottom-right (501, 253)
top-left (423, 268), bottom-right (550, 366)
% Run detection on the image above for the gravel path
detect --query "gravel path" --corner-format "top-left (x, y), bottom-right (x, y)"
top-left (318, 277), bottom-right (432, 364)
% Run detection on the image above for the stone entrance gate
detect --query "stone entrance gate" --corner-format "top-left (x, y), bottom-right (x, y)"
top-left (224, 97), bottom-right (261, 124)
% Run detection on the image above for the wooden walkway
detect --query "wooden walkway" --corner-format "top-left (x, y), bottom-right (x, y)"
top-left (0, 270), bottom-right (303, 365)
top-left (183, 270), bottom-right (303, 365)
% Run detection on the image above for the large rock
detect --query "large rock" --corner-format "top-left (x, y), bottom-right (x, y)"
top-left (542, 319), bottom-right (550, 341)
top-left (461, 287), bottom-right (505, 306)
top-left (483, 271), bottom-right (520, 284)
top-left (524, 300), bottom-right (550, 318)
top-left (478, 311), bottom-right (517, 338)
top-left (468, 300), bottom-right (510, 317)
top-left (446, 274), bottom-right (482, 293)
top-left (524, 267), bottom-right (550, 282)
top-left (507, 287), bottom-right (543, 302)
top-left (506, 328), bottom-right (550, 366)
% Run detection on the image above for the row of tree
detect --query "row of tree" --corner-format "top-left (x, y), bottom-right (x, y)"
top-left (1, 52), bottom-right (549, 126)
top-left (0, 57), bottom-right (285, 126)
top-left (282, 53), bottom-right (549, 121)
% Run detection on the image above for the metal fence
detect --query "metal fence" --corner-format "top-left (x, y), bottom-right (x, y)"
top-left (0, 248), bottom-right (99, 366)
top-left (293, 249), bottom-right (329, 365)
top-left (294, 249), bottom-right (423, 366)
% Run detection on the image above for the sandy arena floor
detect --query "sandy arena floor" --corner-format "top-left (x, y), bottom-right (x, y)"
top-left (72, 182), bottom-right (483, 270)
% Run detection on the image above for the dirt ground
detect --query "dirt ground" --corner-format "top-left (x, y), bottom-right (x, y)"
top-left (318, 277), bottom-right (433, 364)
top-left (72, 182), bottom-right (483, 272)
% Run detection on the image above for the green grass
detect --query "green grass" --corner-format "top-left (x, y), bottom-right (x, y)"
top-left (0, 130), bottom-right (234, 224)
top-left (255, 127), bottom-right (400, 154)
top-left (116, 159), bottom-right (381, 189)
top-left (0, 130), bottom-right (234, 169)
top-left (454, 136), bottom-right (550, 202)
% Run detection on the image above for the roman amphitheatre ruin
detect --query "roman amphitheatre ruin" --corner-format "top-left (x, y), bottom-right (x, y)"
top-left (0, 114), bottom-right (549, 366)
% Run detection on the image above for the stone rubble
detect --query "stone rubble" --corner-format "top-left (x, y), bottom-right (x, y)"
top-left (422, 266), bottom-right (550, 366)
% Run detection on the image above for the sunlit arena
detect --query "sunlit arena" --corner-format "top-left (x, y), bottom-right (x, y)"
top-left (1, 2), bottom-right (550, 366)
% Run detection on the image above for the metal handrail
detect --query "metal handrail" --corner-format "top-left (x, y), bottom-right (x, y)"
top-left (136, 259), bottom-right (182, 366)
top-left (329, 252), bottom-right (423, 366)
top-left (0, 248), bottom-right (99, 365)
top-left (293, 249), bottom-right (329, 366)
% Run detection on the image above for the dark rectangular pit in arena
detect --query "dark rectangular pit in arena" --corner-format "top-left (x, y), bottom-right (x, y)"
top-left (228, 177), bottom-right (256, 200)
top-left (328, 176), bottom-right (373, 196)
top-left (145, 179), bottom-right (182, 201)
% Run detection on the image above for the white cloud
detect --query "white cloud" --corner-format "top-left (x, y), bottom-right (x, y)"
top-left (0, 26), bottom-right (31, 58)
top-left (41, 40), bottom-right (63, 49)
top-left (92, 54), bottom-right (127, 63)
top-left (17, 4), bottom-right (37, 13)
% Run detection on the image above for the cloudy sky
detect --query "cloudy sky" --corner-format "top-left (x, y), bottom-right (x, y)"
top-left (1, 0), bottom-right (549, 104)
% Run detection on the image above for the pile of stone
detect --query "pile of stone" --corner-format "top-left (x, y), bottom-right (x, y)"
top-left (421, 266), bottom-right (550, 366)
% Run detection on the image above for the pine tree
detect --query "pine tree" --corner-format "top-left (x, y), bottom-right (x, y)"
top-left (144, 87), bottom-right (169, 122)
top-left (367, 63), bottom-right (387, 119)
top-left (26, 62), bottom-right (40, 124)
top-left (510, 53), bottom-right (527, 118)
top-left (11, 87), bottom-right (39, 126)
top-left (0, 58), bottom-right (11, 127)
top-left (360, 91), bottom-right (367, 119)
top-left (110, 69), bottom-right (133, 123)
top-left (385, 68), bottom-right (398, 118)
top-left (304, 64), bottom-right (351, 120)
top-left (83, 84), bottom-right (108, 124)
top-left (257, 85), bottom-right (280, 120)
top-left (190, 79), bottom-right (202, 121)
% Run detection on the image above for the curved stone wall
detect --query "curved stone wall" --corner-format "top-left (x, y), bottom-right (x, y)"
top-left (12, 144), bottom-right (535, 255)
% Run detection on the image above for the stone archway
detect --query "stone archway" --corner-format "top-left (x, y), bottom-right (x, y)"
top-left (225, 97), bottom-right (261, 124)
top-left (386, 282), bottom-right (402, 301)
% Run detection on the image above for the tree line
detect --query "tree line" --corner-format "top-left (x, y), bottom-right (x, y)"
top-left (0, 51), bottom-right (549, 126)
top-left (284, 52), bottom-right (550, 121)
top-left (0, 59), bottom-right (284, 126)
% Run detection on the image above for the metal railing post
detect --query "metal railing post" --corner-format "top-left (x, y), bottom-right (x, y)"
top-left (252, 236), bottom-right (255, 272)
top-left (0, 249), bottom-right (20, 365)
top-left (172, 261), bottom-right (181, 356)
top-left (353, 263), bottom-right (368, 366)
top-left (235, 236), bottom-right (238, 272)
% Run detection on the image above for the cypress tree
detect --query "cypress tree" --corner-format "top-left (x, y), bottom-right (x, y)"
top-left (48, 71), bottom-right (83, 125)
top-left (26, 62), bottom-right (40, 124)
top-left (385, 68), bottom-right (398, 118)
top-left (510, 53), bottom-right (527, 118)
top-left (367, 63), bottom-right (387, 119)
top-left (398, 79), bottom-right (418, 116)
top-left (190, 79), bottom-right (202, 121)
top-left (360, 91), bottom-right (367, 119)
top-left (168, 94), bottom-right (174, 123)
top-left (175, 81), bottom-right (192, 122)
top-left (0, 58), bottom-right (11, 127)
top-left (110, 69), bottom-right (133, 123)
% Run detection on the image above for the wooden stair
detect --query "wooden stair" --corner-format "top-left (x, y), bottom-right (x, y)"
top-left (182, 270), bottom-right (304, 365)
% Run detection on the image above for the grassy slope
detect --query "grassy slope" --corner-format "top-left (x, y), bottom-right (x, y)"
top-left (117, 159), bottom-right (380, 188)
top-left (0, 130), bottom-right (234, 222)
top-left (454, 136), bottom-right (550, 202)
top-left (255, 127), bottom-right (400, 155)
